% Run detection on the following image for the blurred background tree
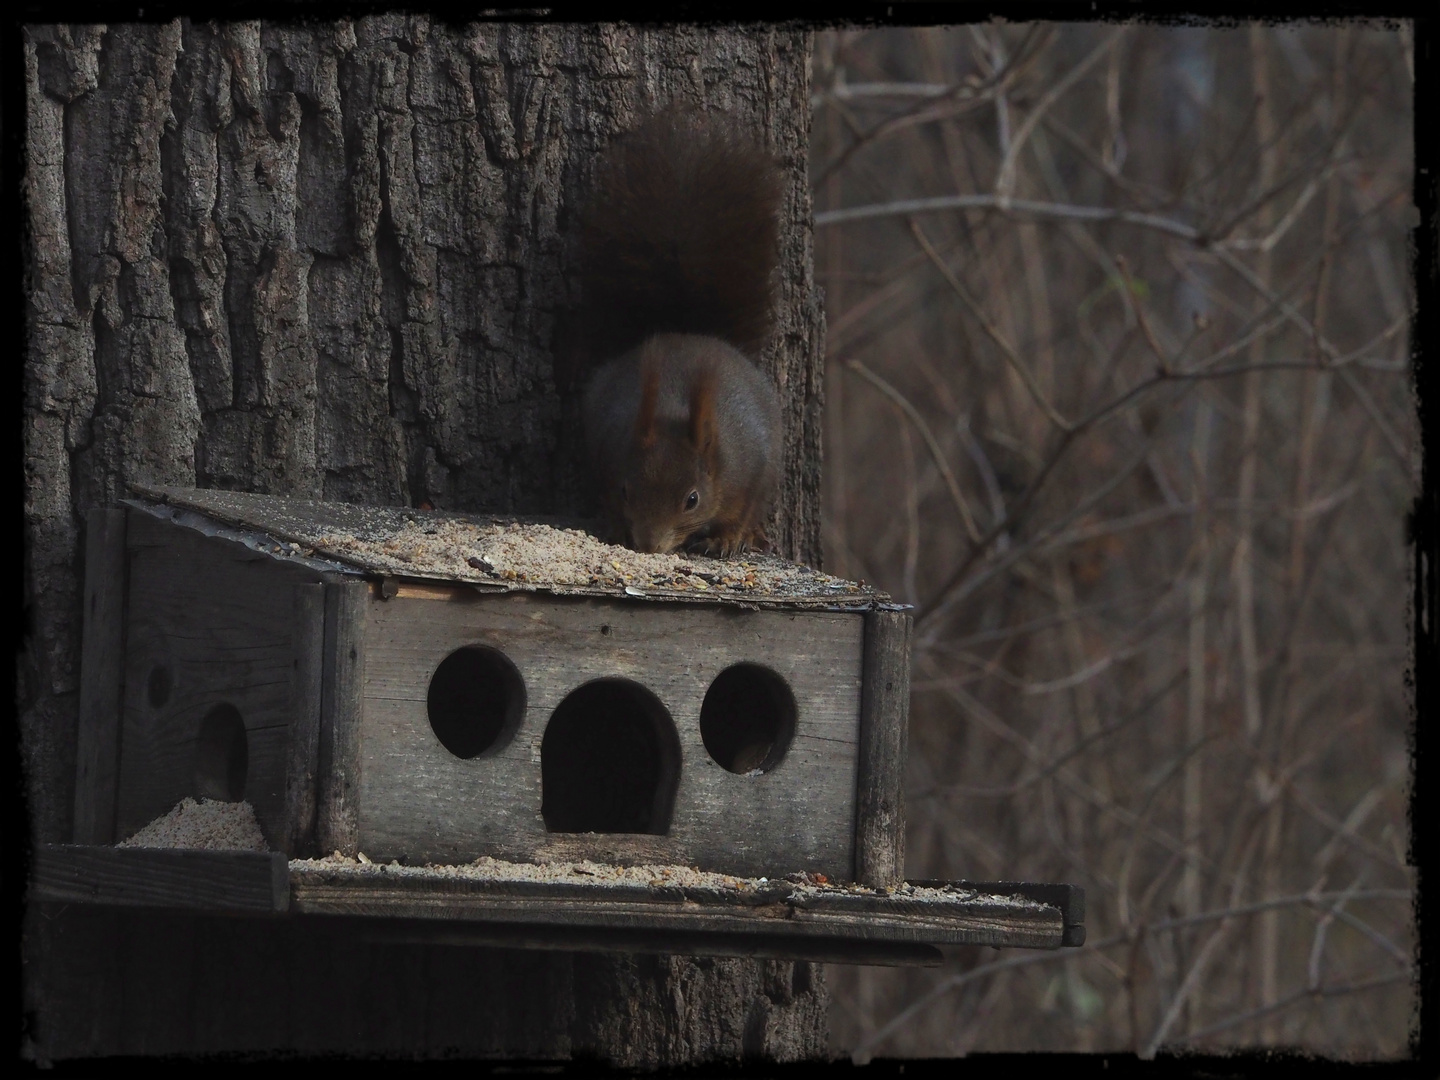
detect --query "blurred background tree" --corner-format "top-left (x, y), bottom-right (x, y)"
top-left (811, 21), bottom-right (1416, 1060)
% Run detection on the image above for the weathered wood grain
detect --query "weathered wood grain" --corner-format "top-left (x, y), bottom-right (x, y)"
top-left (348, 589), bottom-right (864, 877)
top-left (31, 844), bottom-right (1073, 956)
top-left (115, 511), bottom-right (320, 847)
top-left (359, 920), bottom-right (943, 967)
top-left (913, 880), bottom-right (1087, 946)
top-left (287, 870), bottom-right (1065, 950)
top-left (73, 509), bottom-right (128, 845)
top-left (316, 580), bottom-right (368, 855)
top-left (31, 844), bottom-right (289, 913)
top-left (532, 835), bottom-right (691, 867)
top-left (284, 584), bottom-right (326, 856)
top-left (855, 608), bottom-right (912, 887)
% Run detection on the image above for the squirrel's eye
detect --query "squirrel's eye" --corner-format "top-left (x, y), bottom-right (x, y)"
top-left (685, 490), bottom-right (699, 511)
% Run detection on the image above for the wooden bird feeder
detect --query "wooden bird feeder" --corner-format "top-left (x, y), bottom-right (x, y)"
top-left (33, 486), bottom-right (1084, 966)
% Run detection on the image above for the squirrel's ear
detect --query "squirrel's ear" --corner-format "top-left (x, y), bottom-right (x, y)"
top-left (635, 362), bottom-right (660, 450)
top-left (689, 368), bottom-right (719, 466)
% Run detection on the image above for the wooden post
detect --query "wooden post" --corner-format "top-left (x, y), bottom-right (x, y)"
top-left (854, 608), bottom-right (912, 887)
top-left (284, 583), bottom-right (326, 856)
top-left (72, 508), bottom-right (127, 845)
top-left (317, 579), bottom-right (367, 856)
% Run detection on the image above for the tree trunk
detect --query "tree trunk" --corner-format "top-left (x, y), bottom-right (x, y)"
top-left (22, 18), bottom-right (827, 1063)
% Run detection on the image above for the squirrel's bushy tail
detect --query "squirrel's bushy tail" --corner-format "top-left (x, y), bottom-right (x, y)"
top-left (576, 110), bottom-right (782, 363)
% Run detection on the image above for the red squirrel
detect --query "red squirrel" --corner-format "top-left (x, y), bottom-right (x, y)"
top-left (574, 110), bottom-right (783, 557)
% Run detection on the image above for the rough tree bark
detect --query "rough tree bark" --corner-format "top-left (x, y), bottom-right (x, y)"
top-left (22, 18), bottom-right (827, 1063)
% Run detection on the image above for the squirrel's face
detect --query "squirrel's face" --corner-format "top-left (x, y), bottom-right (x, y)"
top-left (621, 432), bottom-right (715, 554)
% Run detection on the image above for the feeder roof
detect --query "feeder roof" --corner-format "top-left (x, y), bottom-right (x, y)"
top-left (126, 485), bottom-right (899, 612)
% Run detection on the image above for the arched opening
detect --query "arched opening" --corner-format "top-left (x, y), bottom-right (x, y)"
top-left (541, 679), bottom-right (680, 834)
top-left (194, 703), bottom-right (248, 801)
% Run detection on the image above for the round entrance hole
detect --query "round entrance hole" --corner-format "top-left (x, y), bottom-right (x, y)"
top-left (541, 679), bottom-right (680, 834)
top-left (700, 663), bottom-right (797, 774)
top-left (194, 703), bottom-right (248, 801)
top-left (427, 646), bottom-right (526, 759)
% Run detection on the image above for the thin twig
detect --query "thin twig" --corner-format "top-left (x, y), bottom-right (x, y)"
top-left (1142, 914), bottom-right (1235, 1057)
top-left (852, 886), bottom-right (1411, 1059)
top-left (850, 949), bottom-right (1074, 1061)
top-left (811, 27), bottom-right (1046, 191)
top-left (933, 675), bottom-right (1209, 868)
top-left (844, 359), bottom-right (983, 543)
top-left (914, 668), bottom-right (1187, 798)
top-left (909, 219), bottom-right (1072, 432)
top-left (1212, 244), bottom-right (1411, 464)
top-left (918, 428), bottom-right (1166, 636)
top-left (1308, 874), bottom-right (1365, 990)
top-left (1142, 888), bottom-right (1412, 935)
top-left (915, 345), bottom-right (1348, 633)
top-left (1179, 971), bottom-right (1413, 1045)
top-left (815, 192), bottom-right (1202, 239)
top-left (995, 28), bottom-right (1127, 201)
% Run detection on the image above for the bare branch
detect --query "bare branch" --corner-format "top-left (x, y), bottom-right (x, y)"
top-left (1212, 244), bottom-right (1412, 464)
top-left (913, 668), bottom-right (1187, 799)
top-left (852, 885), bottom-right (1411, 1060)
top-left (933, 676), bottom-right (1209, 867)
top-left (1143, 915), bottom-right (1236, 1057)
top-left (1179, 972), bottom-right (1414, 1046)
top-left (815, 192), bottom-right (1203, 240)
top-left (811, 26), bottom-right (1048, 190)
top-left (1286, 780), bottom-right (1411, 874)
top-left (851, 949), bottom-right (1077, 1062)
top-left (1307, 874), bottom-right (1365, 990)
top-left (909, 219), bottom-right (1073, 431)
top-left (844, 359), bottom-right (984, 543)
top-left (995, 28), bottom-right (1127, 201)
top-left (811, 81), bottom-right (953, 107)
top-left (1139, 888), bottom-right (1413, 935)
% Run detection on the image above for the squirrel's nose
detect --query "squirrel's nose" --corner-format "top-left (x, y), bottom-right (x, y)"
top-left (631, 526), bottom-right (677, 555)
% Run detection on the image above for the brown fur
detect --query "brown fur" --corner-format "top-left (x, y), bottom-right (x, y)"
top-left (573, 109), bottom-right (783, 365)
top-left (576, 111), bottom-right (784, 557)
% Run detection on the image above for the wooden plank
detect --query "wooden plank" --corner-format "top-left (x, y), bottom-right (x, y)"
top-left (531, 835), bottom-right (693, 868)
top-left (30, 844), bottom-right (289, 913)
top-left (287, 870), bottom-right (1065, 950)
top-left (283, 584), bottom-right (326, 856)
top-left (74, 508), bottom-right (128, 845)
top-left (316, 581), bottom-right (368, 855)
top-left (913, 880), bottom-right (1086, 946)
top-left (114, 511), bottom-right (320, 847)
top-left (356, 919), bottom-right (943, 966)
top-left (30, 843), bottom-right (1073, 954)
top-left (854, 608), bottom-right (912, 887)
top-left (352, 591), bottom-right (864, 878)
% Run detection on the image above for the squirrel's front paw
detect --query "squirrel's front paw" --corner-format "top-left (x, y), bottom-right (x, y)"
top-left (690, 537), bottom-right (737, 558)
top-left (688, 531), bottom-right (741, 559)
top-left (688, 525), bottom-right (767, 559)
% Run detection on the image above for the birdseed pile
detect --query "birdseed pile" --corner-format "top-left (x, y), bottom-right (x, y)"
top-left (289, 852), bottom-right (1037, 910)
top-left (118, 797), bottom-right (268, 852)
top-left (292, 851), bottom-right (845, 893)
